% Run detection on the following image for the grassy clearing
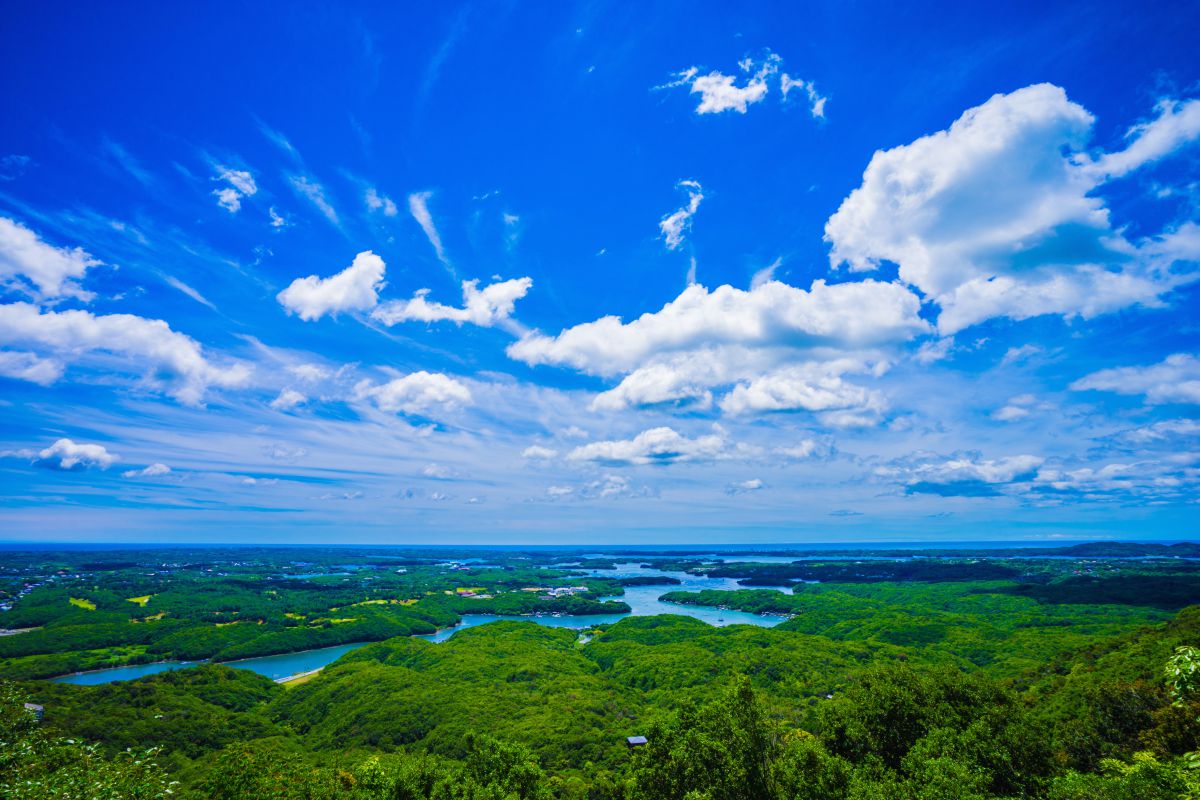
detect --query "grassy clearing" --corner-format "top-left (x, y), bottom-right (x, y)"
top-left (340, 598), bottom-right (419, 609)
top-left (280, 670), bottom-right (320, 688)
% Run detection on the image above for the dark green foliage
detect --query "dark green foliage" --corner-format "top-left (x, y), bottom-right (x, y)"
top-left (585, 615), bottom-right (878, 699)
top-left (1046, 752), bottom-right (1199, 799)
top-left (0, 618), bottom-right (159, 658)
top-left (0, 681), bottom-right (177, 799)
top-left (997, 574), bottom-right (1200, 608)
top-left (439, 593), bottom-right (630, 617)
top-left (5, 546), bottom-right (1200, 799)
top-left (198, 735), bottom-right (554, 800)
top-left (670, 582), bottom-right (1174, 675)
top-left (702, 560), bottom-right (1023, 585)
top-left (816, 665), bottom-right (1054, 795)
top-left (21, 665), bottom-right (285, 760)
top-left (271, 622), bottom-right (633, 769)
top-left (629, 676), bottom-right (790, 800)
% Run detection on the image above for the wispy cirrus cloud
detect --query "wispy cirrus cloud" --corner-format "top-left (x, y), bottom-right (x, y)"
top-left (162, 275), bottom-right (217, 310)
top-left (408, 191), bottom-right (452, 273)
top-left (101, 138), bottom-right (155, 187)
top-left (659, 180), bottom-right (703, 250)
top-left (289, 175), bottom-right (339, 225)
top-left (365, 187), bottom-right (398, 216)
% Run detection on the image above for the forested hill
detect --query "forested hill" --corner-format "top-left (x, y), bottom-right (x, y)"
top-left (4, 546), bottom-right (1200, 798)
top-left (5, 605), bottom-right (1200, 799)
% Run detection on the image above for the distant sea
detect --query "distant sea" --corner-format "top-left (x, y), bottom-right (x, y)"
top-left (0, 539), bottom-right (1191, 552)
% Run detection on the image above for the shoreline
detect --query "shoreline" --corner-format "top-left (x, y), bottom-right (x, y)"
top-left (34, 597), bottom-right (780, 683)
top-left (276, 667), bottom-right (323, 684)
top-left (0, 627), bottom-right (41, 636)
top-left (45, 657), bottom-right (202, 681)
top-left (220, 640), bottom-right (374, 667)
top-left (36, 614), bottom-right (609, 682)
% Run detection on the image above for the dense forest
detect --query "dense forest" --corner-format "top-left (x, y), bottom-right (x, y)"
top-left (2, 545), bottom-right (1200, 798)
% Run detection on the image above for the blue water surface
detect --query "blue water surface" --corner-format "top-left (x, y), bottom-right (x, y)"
top-left (50, 561), bottom-right (786, 683)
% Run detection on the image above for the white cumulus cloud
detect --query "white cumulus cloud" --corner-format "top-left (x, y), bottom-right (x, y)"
top-left (567, 425), bottom-right (748, 466)
top-left (270, 388), bottom-right (307, 411)
top-left (0, 302), bottom-right (250, 405)
top-left (212, 167), bottom-right (257, 213)
top-left (780, 74), bottom-right (826, 118)
top-left (662, 53), bottom-right (780, 114)
top-left (511, 279), bottom-right (925, 376)
top-left (422, 463), bottom-right (453, 478)
top-left (34, 438), bottom-right (117, 471)
top-left (718, 360), bottom-right (888, 426)
top-left (277, 251), bottom-right (386, 321)
top-left (878, 452), bottom-right (1044, 496)
top-left (727, 478), bottom-right (765, 494)
top-left (1071, 353), bottom-right (1200, 404)
top-left (825, 84), bottom-right (1200, 334)
top-left (356, 371), bottom-right (472, 416)
top-left (511, 278), bottom-right (926, 419)
top-left (777, 438), bottom-right (834, 460)
top-left (589, 359), bottom-right (717, 411)
top-left (0, 216), bottom-right (99, 301)
top-left (372, 277), bottom-right (531, 328)
top-left (661, 52), bottom-right (824, 119)
top-left (123, 463), bottom-right (171, 478)
top-left (0, 350), bottom-right (63, 385)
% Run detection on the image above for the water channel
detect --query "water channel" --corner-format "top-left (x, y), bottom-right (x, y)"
top-left (51, 561), bottom-right (789, 684)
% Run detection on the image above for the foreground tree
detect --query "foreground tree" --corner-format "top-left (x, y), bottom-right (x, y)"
top-left (0, 681), bottom-right (176, 800)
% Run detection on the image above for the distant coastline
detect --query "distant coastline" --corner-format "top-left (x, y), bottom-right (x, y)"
top-left (0, 538), bottom-right (1194, 552)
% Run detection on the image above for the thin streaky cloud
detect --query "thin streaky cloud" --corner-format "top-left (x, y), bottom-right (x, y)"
top-left (408, 191), bottom-right (455, 277)
top-left (289, 175), bottom-right (340, 226)
top-left (162, 275), bottom-right (217, 310)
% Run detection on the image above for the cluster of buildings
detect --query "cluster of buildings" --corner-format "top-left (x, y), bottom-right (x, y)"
top-left (520, 585), bottom-right (589, 598)
top-left (0, 573), bottom-right (61, 613)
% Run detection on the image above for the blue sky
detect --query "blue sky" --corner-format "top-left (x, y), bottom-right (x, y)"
top-left (1, 0), bottom-right (1198, 544)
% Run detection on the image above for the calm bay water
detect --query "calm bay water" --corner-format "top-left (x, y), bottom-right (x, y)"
top-left (50, 661), bottom-right (200, 685)
top-left (50, 561), bottom-right (786, 684)
top-left (50, 642), bottom-right (373, 685)
top-left (414, 561), bottom-right (790, 643)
